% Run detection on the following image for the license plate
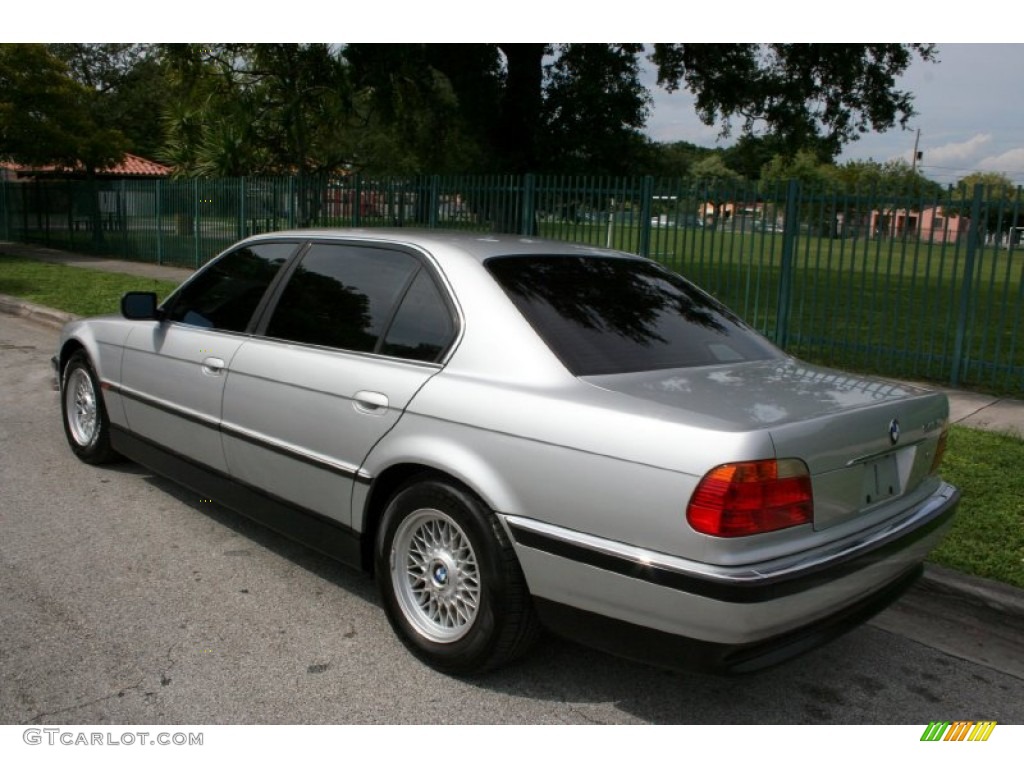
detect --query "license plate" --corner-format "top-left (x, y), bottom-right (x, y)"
top-left (862, 454), bottom-right (900, 506)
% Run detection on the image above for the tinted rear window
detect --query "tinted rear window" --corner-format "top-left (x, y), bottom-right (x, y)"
top-left (485, 255), bottom-right (781, 376)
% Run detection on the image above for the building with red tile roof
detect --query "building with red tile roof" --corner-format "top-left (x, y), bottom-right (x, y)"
top-left (0, 153), bottom-right (171, 180)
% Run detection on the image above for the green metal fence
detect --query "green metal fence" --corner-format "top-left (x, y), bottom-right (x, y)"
top-left (2, 173), bottom-right (1023, 394)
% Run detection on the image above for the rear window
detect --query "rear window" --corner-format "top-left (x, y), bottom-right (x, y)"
top-left (485, 255), bottom-right (781, 376)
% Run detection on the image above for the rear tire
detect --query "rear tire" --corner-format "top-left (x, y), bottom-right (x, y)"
top-left (375, 476), bottom-right (540, 675)
top-left (61, 351), bottom-right (119, 465)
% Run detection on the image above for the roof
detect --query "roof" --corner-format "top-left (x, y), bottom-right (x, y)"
top-left (0, 153), bottom-right (171, 178)
top-left (243, 227), bottom-right (640, 263)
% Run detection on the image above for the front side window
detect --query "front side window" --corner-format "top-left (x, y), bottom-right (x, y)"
top-left (164, 242), bottom-right (295, 332)
top-left (486, 255), bottom-right (782, 376)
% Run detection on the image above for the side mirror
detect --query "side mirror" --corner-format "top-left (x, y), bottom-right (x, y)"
top-left (121, 292), bottom-right (159, 320)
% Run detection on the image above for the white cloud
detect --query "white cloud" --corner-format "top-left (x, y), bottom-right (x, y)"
top-left (924, 134), bottom-right (994, 166)
top-left (977, 149), bottom-right (1024, 180)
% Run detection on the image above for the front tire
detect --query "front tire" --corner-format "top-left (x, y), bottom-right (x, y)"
top-left (61, 351), bottom-right (119, 465)
top-left (375, 477), bottom-right (540, 675)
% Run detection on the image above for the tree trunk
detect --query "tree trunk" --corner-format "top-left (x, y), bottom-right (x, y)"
top-left (491, 44), bottom-right (545, 233)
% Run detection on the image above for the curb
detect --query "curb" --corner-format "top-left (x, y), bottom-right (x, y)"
top-left (0, 293), bottom-right (79, 330)
top-left (918, 563), bottom-right (1024, 622)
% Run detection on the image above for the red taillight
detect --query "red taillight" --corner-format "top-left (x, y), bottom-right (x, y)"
top-left (686, 459), bottom-right (813, 537)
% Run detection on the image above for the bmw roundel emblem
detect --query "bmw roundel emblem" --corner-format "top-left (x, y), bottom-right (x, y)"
top-left (889, 418), bottom-right (900, 445)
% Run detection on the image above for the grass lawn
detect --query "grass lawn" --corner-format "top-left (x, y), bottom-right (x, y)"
top-left (0, 253), bottom-right (179, 316)
top-left (932, 426), bottom-right (1024, 589)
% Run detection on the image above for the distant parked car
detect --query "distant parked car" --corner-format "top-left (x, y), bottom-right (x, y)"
top-left (55, 229), bottom-right (958, 674)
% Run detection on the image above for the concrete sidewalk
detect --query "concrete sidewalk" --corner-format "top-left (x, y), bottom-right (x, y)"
top-left (0, 240), bottom-right (195, 283)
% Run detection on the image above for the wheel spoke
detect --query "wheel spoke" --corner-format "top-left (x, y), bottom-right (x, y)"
top-left (66, 368), bottom-right (99, 446)
top-left (390, 507), bottom-right (482, 643)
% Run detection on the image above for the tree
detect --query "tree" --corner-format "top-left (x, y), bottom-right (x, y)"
top-left (721, 134), bottom-right (833, 181)
top-left (952, 171), bottom-right (1021, 237)
top-left (47, 44), bottom-right (168, 159)
top-left (0, 44), bottom-right (125, 169)
top-left (643, 140), bottom-right (714, 178)
top-left (159, 44), bottom-right (368, 181)
top-left (760, 150), bottom-right (833, 188)
top-left (341, 43), bottom-right (501, 174)
top-left (650, 44), bottom-right (936, 158)
top-left (540, 44), bottom-right (650, 175)
top-left (346, 43), bottom-right (654, 175)
top-left (345, 43), bottom-right (935, 179)
top-left (826, 158), bottom-right (944, 197)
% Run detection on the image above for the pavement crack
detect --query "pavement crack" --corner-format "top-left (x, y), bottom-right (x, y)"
top-left (21, 680), bottom-right (144, 725)
top-left (564, 703), bottom-right (608, 725)
top-left (953, 400), bottom-right (998, 424)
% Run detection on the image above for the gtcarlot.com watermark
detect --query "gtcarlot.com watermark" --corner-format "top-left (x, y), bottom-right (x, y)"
top-left (23, 728), bottom-right (203, 747)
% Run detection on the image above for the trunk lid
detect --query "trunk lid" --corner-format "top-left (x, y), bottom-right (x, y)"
top-left (583, 359), bottom-right (949, 529)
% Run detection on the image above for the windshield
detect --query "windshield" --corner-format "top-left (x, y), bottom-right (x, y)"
top-left (485, 255), bottom-right (782, 376)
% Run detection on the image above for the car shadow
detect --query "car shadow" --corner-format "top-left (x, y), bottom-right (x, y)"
top-left (127, 467), bottom-right (380, 607)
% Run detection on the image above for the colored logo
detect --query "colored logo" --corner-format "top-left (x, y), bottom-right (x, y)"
top-left (920, 721), bottom-right (997, 742)
top-left (889, 418), bottom-right (901, 445)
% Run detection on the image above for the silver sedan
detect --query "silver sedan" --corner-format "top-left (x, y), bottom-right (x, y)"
top-left (55, 229), bottom-right (959, 674)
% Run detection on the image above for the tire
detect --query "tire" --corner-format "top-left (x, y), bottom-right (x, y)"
top-left (61, 351), bottom-right (119, 465)
top-left (375, 476), bottom-right (540, 675)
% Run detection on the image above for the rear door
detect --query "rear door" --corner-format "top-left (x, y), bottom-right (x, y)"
top-left (221, 240), bottom-right (458, 527)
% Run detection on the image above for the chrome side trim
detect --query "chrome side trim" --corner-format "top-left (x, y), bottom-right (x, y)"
top-left (504, 482), bottom-right (959, 603)
top-left (219, 419), bottom-right (369, 481)
top-left (114, 382), bottom-right (220, 430)
top-left (113, 381), bottom-right (370, 481)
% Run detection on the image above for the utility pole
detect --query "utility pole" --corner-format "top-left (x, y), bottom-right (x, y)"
top-left (911, 129), bottom-right (922, 173)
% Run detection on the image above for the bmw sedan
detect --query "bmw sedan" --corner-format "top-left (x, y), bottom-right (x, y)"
top-left (55, 229), bottom-right (959, 675)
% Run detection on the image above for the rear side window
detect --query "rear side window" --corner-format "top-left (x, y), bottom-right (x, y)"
top-left (380, 269), bottom-right (455, 362)
top-left (266, 243), bottom-right (418, 352)
top-left (164, 242), bottom-right (295, 332)
top-left (485, 255), bottom-right (782, 376)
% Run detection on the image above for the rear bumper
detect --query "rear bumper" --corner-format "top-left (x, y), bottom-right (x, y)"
top-left (533, 563), bottom-right (924, 674)
top-left (505, 481), bottom-right (959, 671)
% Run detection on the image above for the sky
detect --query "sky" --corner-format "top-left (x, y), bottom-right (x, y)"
top-left (642, 44), bottom-right (1024, 186)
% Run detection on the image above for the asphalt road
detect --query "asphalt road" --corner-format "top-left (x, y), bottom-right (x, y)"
top-left (2, 313), bottom-right (1023, 725)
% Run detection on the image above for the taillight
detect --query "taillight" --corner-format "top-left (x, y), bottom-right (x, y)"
top-left (687, 458), bottom-right (813, 537)
top-left (930, 428), bottom-right (949, 474)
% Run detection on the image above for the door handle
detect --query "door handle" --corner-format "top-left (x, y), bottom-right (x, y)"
top-left (201, 357), bottom-right (225, 376)
top-left (353, 390), bottom-right (389, 415)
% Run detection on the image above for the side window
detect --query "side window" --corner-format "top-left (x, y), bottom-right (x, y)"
top-left (265, 243), bottom-right (419, 352)
top-left (381, 270), bottom-right (456, 362)
top-left (164, 243), bottom-right (294, 332)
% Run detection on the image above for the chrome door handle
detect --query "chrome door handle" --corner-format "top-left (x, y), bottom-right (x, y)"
top-left (353, 390), bottom-right (389, 414)
top-left (201, 357), bottom-right (225, 376)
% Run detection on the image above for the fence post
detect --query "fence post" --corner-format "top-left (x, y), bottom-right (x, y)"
top-left (238, 177), bottom-right (246, 240)
top-left (638, 175), bottom-right (654, 257)
top-left (118, 179), bottom-right (127, 258)
top-left (429, 175), bottom-right (440, 229)
top-left (0, 179), bottom-right (7, 241)
top-left (288, 176), bottom-right (296, 229)
top-left (156, 179), bottom-right (163, 265)
top-left (775, 179), bottom-right (800, 348)
top-left (520, 174), bottom-right (536, 235)
top-left (193, 178), bottom-right (200, 268)
top-left (353, 174), bottom-right (363, 227)
top-left (66, 178), bottom-right (73, 249)
top-left (949, 183), bottom-right (985, 388)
